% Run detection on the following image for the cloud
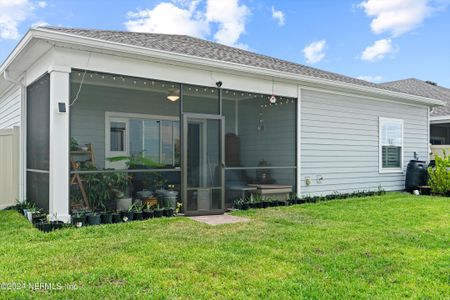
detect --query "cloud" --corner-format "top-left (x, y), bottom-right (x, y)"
top-left (125, 2), bottom-right (209, 38)
top-left (357, 75), bottom-right (383, 82)
top-left (0, 0), bottom-right (47, 39)
top-left (303, 40), bottom-right (326, 64)
top-left (125, 0), bottom-right (249, 47)
top-left (271, 6), bottom-right (285, 26)
top-left (31, 20), bottom-right (49, 28)
top-left (359, 0), bottom-right (435, 37)
top-left (205, 0), bottom-right (249, 46)
top-left (37, 1), bottom-right (46, 8)
top-left (361, 38), bottom-right (396, 61)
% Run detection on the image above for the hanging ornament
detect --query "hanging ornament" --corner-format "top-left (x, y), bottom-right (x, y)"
top-left (269, 77), bottom-right (277, 104)
top-left (269, 95), bottom-right (277, 104)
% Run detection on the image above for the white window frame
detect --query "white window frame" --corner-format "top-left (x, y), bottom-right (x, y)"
top-left (379, 117), bottom-right (404, 173)
top-left (105, 112), bottom-right (179, 168)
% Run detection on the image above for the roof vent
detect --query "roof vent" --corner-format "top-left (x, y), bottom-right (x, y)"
top-left (425, 80), bottom-right (437, 86)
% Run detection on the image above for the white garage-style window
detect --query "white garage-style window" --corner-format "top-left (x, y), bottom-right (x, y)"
top-left (379, 117), bottom-right (404, 173)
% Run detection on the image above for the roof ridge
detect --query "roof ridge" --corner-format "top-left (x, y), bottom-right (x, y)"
top-left (38, 26), bottom-right (190, 38)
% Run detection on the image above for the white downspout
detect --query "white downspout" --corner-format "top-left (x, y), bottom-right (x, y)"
top-left (3, 69), bottom-right (26, 202)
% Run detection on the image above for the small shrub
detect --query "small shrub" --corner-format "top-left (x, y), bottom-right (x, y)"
top-left (428, 150), bottom-right (450, 195)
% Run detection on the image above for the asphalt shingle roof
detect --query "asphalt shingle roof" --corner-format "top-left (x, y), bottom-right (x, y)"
top-left (38, 26), bottom-right (443, 102)
top-left (382, 78), bottom-right (450, 116)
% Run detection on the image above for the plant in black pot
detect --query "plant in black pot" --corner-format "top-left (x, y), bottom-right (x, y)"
top-left (289, 194), bottom-right (299, 205)
top-left (270, 198), bottom-right (278, 207)
top-left (248, 196), bottom-right (257, 209)
top-left (111, 211), bottom-right (122, 223)
top-left (52, 220), bottom-right (64, 230)
top-left (253, 195), bottom-right (263, 209)
top-left (100, 211), bottom-right (113, 224)
top-left (86, 212), bottom-right (101, 226)
top-left (233, 198), bottom-right (243, 210)
top-left (174, 202), bottom-right (183, 216)
top-left (259, 196), bottom-right (270, 208)
top-left (31, 212), bottom-right (47, 224)
top-left (71, 211), bottom-right (86, 228)
top-left (39, 221), bottom-right (53, 233)
top-left (241, 198), bottom-right (250, 210)
top-left (133, 203), bottom-right (144, 221)
top-left (164, 206), bottom-right (174, 217)
top-left (121, 204), bottom-right (135, 222)
top-left (277, 199), bottom-right (287, 206)
top-left (153, 204), bottom-right (164, 218)
top-left (142, 203), bottom-right (154, 220)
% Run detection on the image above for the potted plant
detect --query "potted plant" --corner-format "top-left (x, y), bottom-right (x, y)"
top-left (164, 206), bottom-right (174, 217)
top-left (248, 196), bottom-right (256, 209)
top-left (277, 199), bottom-right (287, 206)
top-left (39, 221), bottom-right (53, 233)
top-left (133, 203), bottom-right (143, 221)
top-left (241, 198), bottom-right (250, 210)
top-left (142, 203), bottom-right (154, 219)
top-left (26, 207), bottom-right (39, 222)
top-left (100, 211), bottom-right (113, 224)
top-left (72, 212), bottom-right (86, 228)
top-left (52, 220), bottom-right (64, 230)
top-left (174, 202), bottom-right (183, 216)
top-left (153, 204), bottom-right (164, 218)
top-left (31, 212), bottom-right (47, 224)
top-left (261, 196), bottom-right (270, 208)
top-left (120, 204), bottom-right (135, 222)
top-left (269, 198), bottom-right (278, 207)
top-left (46, 213), bottom-right (64, 230)
top-left (86, 212), bottom-right (101, 226)
top-left (253, 195), bottom-right (263, 208)
top-left (233, 198), bottom-right (243, 210)
top-left (111, 212), bottom-right (122, 223)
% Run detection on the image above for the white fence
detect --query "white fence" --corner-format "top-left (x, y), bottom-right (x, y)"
top-left (0, 127), bottom-right (19, 209)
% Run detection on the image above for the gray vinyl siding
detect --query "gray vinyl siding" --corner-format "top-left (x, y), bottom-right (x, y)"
top-left (0, 86), bottom-right (21, 129)
top-left (300, 89), bottom-right (429, 196)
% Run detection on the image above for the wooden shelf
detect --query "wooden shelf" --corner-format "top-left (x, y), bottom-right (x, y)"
top-left (71, 151), bottom-right (91, 154)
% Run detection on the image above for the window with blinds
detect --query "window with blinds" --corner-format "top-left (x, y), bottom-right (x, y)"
top-left (379, 117), bottom-right (403, 172)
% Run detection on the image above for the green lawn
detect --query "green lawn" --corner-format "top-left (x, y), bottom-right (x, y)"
top-left (0, 193), bottom-right (448, 299)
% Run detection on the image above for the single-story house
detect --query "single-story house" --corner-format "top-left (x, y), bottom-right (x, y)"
top-left (381, 78), bottom-right (450, 159)
top-left (0, 27), bottom-right (444, 221)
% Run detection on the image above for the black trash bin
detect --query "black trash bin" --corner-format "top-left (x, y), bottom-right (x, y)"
top-left (405, 160), bottom-right (428, 192)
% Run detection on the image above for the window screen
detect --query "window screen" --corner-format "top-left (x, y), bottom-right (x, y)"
top-left (380, 118), bottom-right (403, 170)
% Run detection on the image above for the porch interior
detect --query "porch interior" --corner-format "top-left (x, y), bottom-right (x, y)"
top-left (68, 70), bottom-right (297, 214)
top-left (430, 123), bottom-right (450, 160)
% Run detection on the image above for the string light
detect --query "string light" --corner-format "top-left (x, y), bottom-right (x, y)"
top-left (71, 71), bottom-right (297, 108)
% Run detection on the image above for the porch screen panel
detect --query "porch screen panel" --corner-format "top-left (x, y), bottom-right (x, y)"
top-left (69, 70), bottom-right (181, 211)
top-left (222, 91), bottom-right (297, 207)
top-left (26, 74), bottom-right (50, 211)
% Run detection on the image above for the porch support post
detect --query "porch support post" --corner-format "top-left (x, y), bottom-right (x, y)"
top-left (296, 85), bottom-right (302, 198)
top-left (49, 66), bottom-right (71, 222)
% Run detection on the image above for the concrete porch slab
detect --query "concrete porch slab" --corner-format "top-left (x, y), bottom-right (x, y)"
top-left (189, 214), bottom-right (250, 226)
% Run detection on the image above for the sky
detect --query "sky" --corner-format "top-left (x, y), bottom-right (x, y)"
top-left (0, 0), bottom-right (449, 86)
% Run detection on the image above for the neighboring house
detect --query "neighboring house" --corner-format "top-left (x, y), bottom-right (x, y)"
top-left (382, 78), bottom-right (450, 159)
top-left (0, 27), bottom-right (444, 221)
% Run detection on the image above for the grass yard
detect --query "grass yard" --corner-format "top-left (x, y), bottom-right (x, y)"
top-left (0, 193), bottom-right (448, 299)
